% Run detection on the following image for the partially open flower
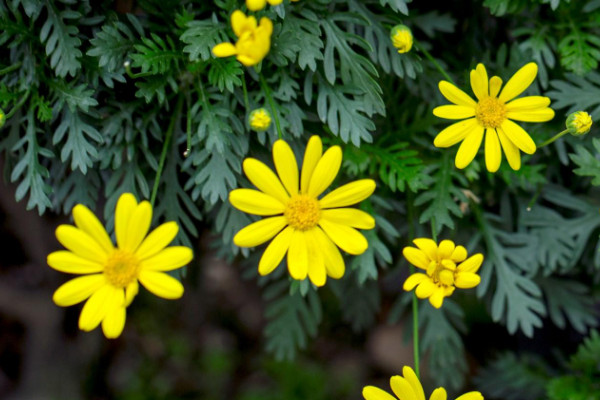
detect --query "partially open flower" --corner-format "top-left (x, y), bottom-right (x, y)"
top-left (390, 25), bottom-right (413, 54)
top-left (248, 108), bottom-right (272, 132)
top-left (566, 111), bottom-right (592, 136)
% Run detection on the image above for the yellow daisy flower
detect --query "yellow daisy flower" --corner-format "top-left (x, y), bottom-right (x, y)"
top-left (363, 366), bottom-right (484, 400)
top-left (47, 193), bottom-right (193, 339)
top-left (212, 10), bottom-right (273, 67)
top-left (229, 135), bottom-right (376, 287)
top-left (402, 238), bottom-right (483, 309)
top-left (433, 62), bottom-right (555, 172)
top-left (246, 0), bottom-right (282, 11)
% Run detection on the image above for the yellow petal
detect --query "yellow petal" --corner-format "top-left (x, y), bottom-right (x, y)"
top-left (78, 284), bottom-right (117, 331)
top-left (403, 273), bottom-right (429, 291)
top-left (499, 62), bottom-right (538, 102)
top-left (505, 96), bottom-right (551, 111)
top-left (506, 108), bottom-right (555, 122)
top-left (415, 279), bottom-right (436, 298)
top-left (231, 10), bottom-right (256, 37)
top-left (246, 0), bottom-right (267, 11)
top-left (307, 145), bottom-right (342, 198)
top-left (438, 81), bottom-right (476, 107)
top-left (243, 158), bottom-right (290, 204)
top-left (233, 216), bottom-right (287, 247)
top-left (429, 387), bottom-right (448, 400)
top-left (412, 238), bottom-right (438, 261)
top-left (457, 253), bottom-right (484, 273)
top-left (319, 179), bottom-right (376, 209)
top-left (306, 230), bottom-right (326, 287)
top-left (229, 188), bottom-right (286, 215)
top-left (237, 54), bottom-right (259, 67)
top-left (102, 304), bottom-right (126, 339)
top-left (287, 229), bottom-right (308, 280)
top-left (455, 392), bottom-right (484, 400)
top-left (362, 386), bottom-right (397, 400)
top-left (121, 200), bottom-right (152, 252)
top-left (433, 118), bottom-right (479, 148)
top-left (433, 105), bottom-right (476, 120)
top-left (500, 119), bottom-right (536, 154)
top-left (135, 222), bottom-right (179, 260)
top-left (138, 271), bottom-right (184, 299)
top-left (300, 136), bottom-right (323, 194)
top-left (403, 247), bottom-right (430, 270)
top-left (125, 280), bottom-right (138, 306)
top-left (437, 240), bottom-right (455, 260)
top-left (320, 208), bottom-right (375, 230)
top-left (258, 17), bottom-right (273, 36)
top-left (267, 0), bottom-right (283, 4)
top-left (455, 272), bottom-right (481, 289)
top-left (47, 251), bottom-right (104, 274)
top-left (319, 219), bottom-right (368, 255)
top-left (450, 246), bottom-right (468, 263)
top-left (455, 126), bottom-right (484, 169)
top-left (212, 42), bottom-right (237, 58)
top-left (429, 287), bottom-right (446, 309)
top-left (313, 227), bottom-right (345, 279)
top-left (497, 128), bottom-right (521, 170)
top-left (484, 129), bottom-right (502, 173)
top-left (55, 225), bottom-right (109, 263)
top-left (140, 246), bottom-right (193, 272)
top-left (258, 227), bottom-right (293, 275)
top-left (470, 63), bottom-right (489, 100)
top-left (114, 193), bottom-right (137, 250)
top-left (72, 204), bottom-right (113, 253)
top-left (53, 274), bottom-right (106, 306)
top-left (402, 366), bottom-right (426, 400)
top-left (390, 376), bottom-right (418, 400)
top-left (489, 76), bottom-right (503, 98)
top-left (273, 140), bottom-right (299, 197)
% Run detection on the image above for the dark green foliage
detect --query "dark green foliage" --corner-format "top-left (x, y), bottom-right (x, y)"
top-left (570, 137), bottom-right (600, 185)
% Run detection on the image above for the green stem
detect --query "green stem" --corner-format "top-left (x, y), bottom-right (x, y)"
top-left (430, 218), bottom-right (438, 242)
top-left (184, 92), bottom-right (192, 157)
top-left (0, 63), bottom-right (21, 76)
top-left (150, 95), bottom-right (184, 207)
top-left (538, 129), bottom-right (569, 147)
top-left (406, 191), bottom-right (420, 378)
top-left (416, 43), bottom-right (454, 84)
top-left (259, 73), bottom-right (283, 139)
top-left (5, 90), bottom-right (30, 119)
top-left (242, 73), bottom-right (250, 112)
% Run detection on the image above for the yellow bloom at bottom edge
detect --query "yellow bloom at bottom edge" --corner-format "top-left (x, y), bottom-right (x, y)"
top-left (47, 193), bottom-right (193, 338)
top-left (362, 366), bottom-right (484, 400)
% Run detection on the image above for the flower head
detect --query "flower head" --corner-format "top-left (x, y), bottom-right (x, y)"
top-left (249, 108), bottom-right (272, 131)
top-left (47, 193), bottom-right (193, 338)
top-left (229, 135), bottom-right (376, 287)
top-left (390, 25), bottom-right (413, 53)
top-left (246, 0), bottom-right (282, 11)
top-left (363, 366), bottom-right (484, 400)
top-left (566, 111), bottom-right (592, 136)
top-left (402, 238), bottom-right (483, 308)
top-left (212, 10), bottom-right (273, 67)
top-left (433, 62), bottom-right (555, 172)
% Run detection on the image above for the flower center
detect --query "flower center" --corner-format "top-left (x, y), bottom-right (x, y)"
top-left (284, 195), bottom-right (321, 231)
top-left (475, 97), bottom-right (506, 129)
top-left (104, 250), bottom-right (140, 288)
top-left (427, 259), bottom-right (457, 287)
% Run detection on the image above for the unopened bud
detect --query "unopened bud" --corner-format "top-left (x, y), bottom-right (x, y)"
top-left (390, 25), bottom-right (413, 54)
top-left (248, 108), bottom-right (272, 132)
top-left (566, 111), bottom-right (592, 136)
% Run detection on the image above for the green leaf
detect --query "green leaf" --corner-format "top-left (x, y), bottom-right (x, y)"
top-left (51, 81), bottom-right (98, 113)
top-left (180, 17), bottom-right (226, 62)
top-left (263, 280), bottom-right (322, 361)
top-left (329, 274), bottom-right (380, 333)
top-left (53, 108), bottom-right (102, 174)
top-left (569, 137), bottom-right (600, 185)
top-left (134, 74), bottom-right (178, 104)
top-left (569, 330), bottom-right (600, 373)
top-left (558, 28), bottom-right (600, 75)
top-left (547, 71), bottom-right (600, 119)
top-left (87, 18), bottom-right (139, 72)
top-left (279, 11), bottom-right (323, 72)
top-left (207, 57), bottom-right (243, 93)
top-left (513, 26), bottom-right (556, 89)
top-left (130, 33), bottom-right (181, 75)
top-left (40, 2), bottom-right (82, 77)
top-left (378, 0), bottom-right (409, 15)
top-left (185, 147), bottom-right (240, 205)
top-left (538, 278), bottom-right (598, 333)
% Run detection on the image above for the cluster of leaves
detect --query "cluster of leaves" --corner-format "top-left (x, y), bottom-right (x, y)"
top-left (0, 0), bottom-right (599, 395)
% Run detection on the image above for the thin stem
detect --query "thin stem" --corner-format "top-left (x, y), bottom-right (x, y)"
top-left (184, 92), bottom-right (192, 158)
top-left (430, 218), bottom-right (438, 242)
top-left (242, 73), bottom-right (250, 112)
top-left (5, 90), bottom-right (30, 119)
top-left (150, 95), bottom-right (184, 207)
top-left (259, 73), bottom-right (283, 139)
top-left (406, 191), bottom-right (420, 378)
top-left (538, 129), bottom-right (569, 147)
top-left (416, 43), bottom-right (454, 84)
top-left (0, 63), bottom-right (21, 76)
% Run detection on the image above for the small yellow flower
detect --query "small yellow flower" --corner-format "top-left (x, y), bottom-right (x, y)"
top-left (229, 135), bottom-right (376, 287)
top-left (246, 0), bottom-right (282, 11)
top-left (433, 62), bottom-right (555, 172)
top-left (402, 238), bottom-right (483, 309)
top-left (566, 111), bottom-right (592, 136)
top-left (363, 366), bottom-right (484, 400)
top-left (47, 193), bottom-right (193, 338)
top-left (212, 10), bottom-right (273, 67)
top-left (249, 108), bottom-right (272, 131)
top-left (390, 25), bottom-right (413, 53)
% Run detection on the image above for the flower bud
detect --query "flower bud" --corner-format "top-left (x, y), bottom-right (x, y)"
top-left (566, 111), bottom-right (592, 136)
top-left (248, 108), bottom-right (272, 132)
top-left (0, 109), bottom-right (5, 128)
top-left (390, 25), bottom-right (413, 54)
